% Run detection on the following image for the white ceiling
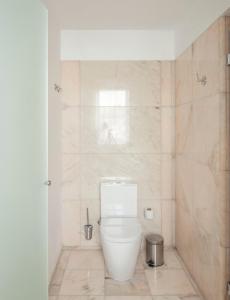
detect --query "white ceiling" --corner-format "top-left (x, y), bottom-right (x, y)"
top-left (42, 0), bottom-right (229, 30)
top-left (43, 0), bottom-right (230, 57)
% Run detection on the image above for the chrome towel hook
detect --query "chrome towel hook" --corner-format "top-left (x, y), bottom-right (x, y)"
top-left (196, 72), bottom-right (207, 86)
top-left (54, 83), bottom-right (62, 93)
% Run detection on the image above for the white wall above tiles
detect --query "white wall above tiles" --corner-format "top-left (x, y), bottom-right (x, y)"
top-left (43, 0), bottom-right (230, 59)
top-left (61, 30), bottom-right (175, 60)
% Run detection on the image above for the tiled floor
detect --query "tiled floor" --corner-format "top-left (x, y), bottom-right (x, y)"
top-left (49, 249), bottom-right (203, 300)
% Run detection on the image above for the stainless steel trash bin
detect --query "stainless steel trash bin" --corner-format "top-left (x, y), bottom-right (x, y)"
top-left (146, 234), bottom-right (164, 267)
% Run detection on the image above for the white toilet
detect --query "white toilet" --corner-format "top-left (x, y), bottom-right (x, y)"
top-left (100, 181), bottom-right (142, 281)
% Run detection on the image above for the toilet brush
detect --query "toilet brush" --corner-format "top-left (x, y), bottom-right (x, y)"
top-left (84, 208), bottom-right (93, 240)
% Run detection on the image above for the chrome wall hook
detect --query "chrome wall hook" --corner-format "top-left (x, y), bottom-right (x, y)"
top-left (196, 72), bottom-right (207, 86)
top-left (54, 83), bottom-right (62, 93)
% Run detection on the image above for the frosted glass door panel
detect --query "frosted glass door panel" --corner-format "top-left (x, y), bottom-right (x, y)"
top-left (0, 1), bottom-right (48, 300)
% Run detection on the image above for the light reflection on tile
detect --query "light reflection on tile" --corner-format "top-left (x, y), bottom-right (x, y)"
top-left (60, 270), bottom-right (104, 296)
top-left (81, 107), bottom-right (160, 154)
top-left (80, 61), bottom-right (161, 107)
top-left (145, 269), bottom-right (196, 296)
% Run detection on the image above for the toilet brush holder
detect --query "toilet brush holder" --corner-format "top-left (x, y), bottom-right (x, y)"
top-left (84, 224), bottom-right (93, 240)
top-left (84, 208), bottom-right (93, 240)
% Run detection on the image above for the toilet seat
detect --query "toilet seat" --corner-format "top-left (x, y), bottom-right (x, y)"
top-left (100, 218), bottom-right (142, 243)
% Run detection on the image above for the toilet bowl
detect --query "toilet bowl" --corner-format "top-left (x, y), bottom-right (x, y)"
top-left (100, 217), bottom-right (142, 281)
top-left (100, 181), bottom-right (142, 281)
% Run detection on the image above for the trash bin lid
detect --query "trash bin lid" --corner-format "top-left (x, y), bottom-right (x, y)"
top-left (146, 234), bottom-right (164, 245)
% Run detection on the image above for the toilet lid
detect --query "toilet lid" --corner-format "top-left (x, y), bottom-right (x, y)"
top-left (100, 218), bottom-right (142, 243)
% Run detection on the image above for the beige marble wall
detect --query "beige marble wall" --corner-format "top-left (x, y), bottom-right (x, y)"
top-left (175, 17), bottom-right (230, 300)
top-left (61, 61), bottom-right (175, 249)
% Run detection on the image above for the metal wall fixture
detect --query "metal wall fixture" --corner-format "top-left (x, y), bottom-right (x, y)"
top-left (54, 83), bottom-right (62, 93)
top-left (84, 208), bottom-right (93, 240)
top-left (44, 180), bottom-right (52, 186)
top-left (196, 72), bottom-right (207, 86)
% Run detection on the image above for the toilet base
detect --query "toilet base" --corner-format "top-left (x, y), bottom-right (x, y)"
top-left (101, 236), bottom-right (142, 281)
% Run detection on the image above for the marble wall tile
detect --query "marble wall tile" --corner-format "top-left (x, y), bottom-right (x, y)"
top-left (80, 61), bottom-right (161, 107)
top-left (175, 16), bottom-right (230, 300)
top-left (216, 171), bottom-right (230, 248)
top-left (61, 60), bottom-right (175, 248)
top-left (81, 106), bottom-right (160, 154)
top-left (62, 154), bottom-right (80, 200)
top-left (138, 198), bottom-right (161, 235)
top-left (192, 162), bottom-right (219, 240)
top-left (176, 156), bottom-right (194, 214)
top-left (80, 154), bottom-right (161, 200)
top-left (192, 19), bottom-right (222, 100)
top-left (192, 228), bottom-right (226, 300)
top-left (162, 200), bottom-right (175, 246)
top-left (175, 199), bottom-right (194, 273)
top-left (192, 94), bottom-right (221, 169)
top-left (219, 94), bottom-right (230, 171)
top-left (175, 47), bottom-right (193, 105)
top-left (161, 61), bottom-right (175, 107)
top-left (175, 103), bottom-right (193, 155)
top-left (161, 107), bottom-right (175, 154)
top-left (60, 270), bottom-right (104, 296)
top-left (62, 106), bottom-right (80, 154)
top-left (62, 201), bottom-right (81, 246)
top-left (161, 154), bottom-right (175, 200)
top-left (61, 61), bottom-right (80, 106)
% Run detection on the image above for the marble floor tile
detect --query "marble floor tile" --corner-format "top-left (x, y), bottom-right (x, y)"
top-left (58, 296), bottom-right (104, 300)
top-left (163, 250), bottom-right (183, 269)
top-left (50, 249), bottom-right (202, 300)
top-left (67, 250), bottom-right (105, 270)
top-left (60, 270), bottom-right (104, 296)
top-left (105, 271), bottom-right (150, 296)
top-left (152, 297), bottom-right (202, 300)
top-left (105, 297), bottom-right (152, 300)
top-left (145, 269), bottom-right (196, 296)
top-left (136, 249), bottom-right (182, 270)
top-left (180, 297), bottom-right (202, 300)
